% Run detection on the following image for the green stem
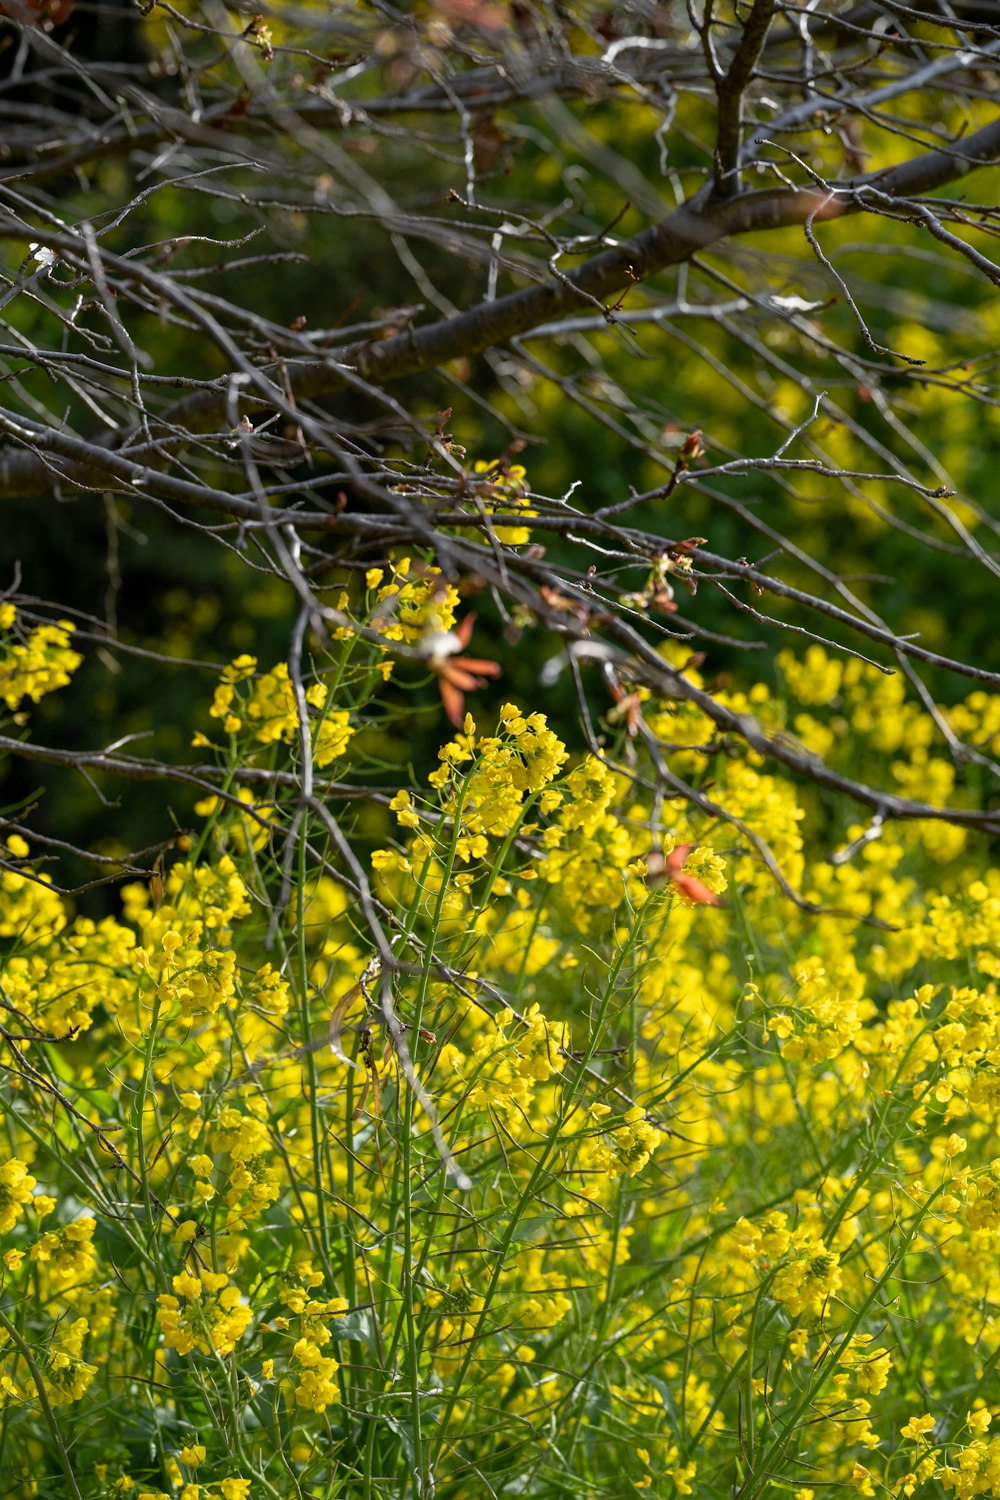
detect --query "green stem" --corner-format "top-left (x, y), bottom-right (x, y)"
top-left (0, 1306), bottom-right (84, 1500)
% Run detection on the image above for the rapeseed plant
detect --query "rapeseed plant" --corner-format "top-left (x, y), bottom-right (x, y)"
top-left (2, 597), bottom-right (1000, 1499)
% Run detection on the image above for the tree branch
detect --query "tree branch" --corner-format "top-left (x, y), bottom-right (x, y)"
top-left (712, 0), bottom-right (777, 197)
top-left (114, 114), bottom-right (1000, 459)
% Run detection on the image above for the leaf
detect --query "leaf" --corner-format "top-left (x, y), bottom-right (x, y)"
top-left (327, 982), bottom-right (367, 1073)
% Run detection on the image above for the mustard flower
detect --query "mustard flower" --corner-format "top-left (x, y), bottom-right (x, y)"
top-left (29, 1216), bottom-right (97, 1286)
top-left (156, 1272), bottom-right (251, 1358)
top-left (0, 618), bottom-right (82, 710)
top-left (0, 1160), bottom-right (36, 1232)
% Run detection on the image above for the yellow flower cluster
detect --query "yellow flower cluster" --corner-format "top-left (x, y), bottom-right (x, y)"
top-left (290, 1296), bottom-right (348, 1411)
top-left (156, 1271), bottom-right (251, 1358)
top-left (367, 555), bottom-right (460, 643)
top-left (44, 1318), bottom-right (97, 1407)
top-left (7, 618), bottom-right (1000, 1497)
top-left (466, 459), bottom-right (537, 544)
top-left (0, 1160), bottom-right (36, 1233)
top-left (428, 701), bottom-right (569, 834)
top-left (30, 1217), bottom-right (97, 1289)
top-left (588, 1103), bottom-right (660, 1178)
top-left (467, 1003), bottom-right (569, 1112)
top-left (204, 654), bottom-right (353, 767)
top-left (0, 609), bottom-right (82, 711)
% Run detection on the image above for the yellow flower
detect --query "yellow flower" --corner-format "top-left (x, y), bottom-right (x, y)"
top-left (45, 1320), bottom-right (97, 1406)
top-left (0, 1160), bottom-right (36, 1233)
top-left (222, 654), bottom-right (257, 682)
top-left (389, 789), bottom-right (421, 828)
top-left (29, 1216), bottom-right (97, 1284)
top-left (156, 1272), bottom-right (250, 1358)
top-left (0, 618), bottom-right (82, 710)
top-left (172, 1272), bottom-right (203, 1299)
top-left (900, 1413), bottom-right (935, 1441)
top-left (220, 1481), bottom-right (251, 1500)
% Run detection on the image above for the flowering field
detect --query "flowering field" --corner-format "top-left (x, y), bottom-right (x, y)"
top-left (2, 579), bottom-right (1000, 1500)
